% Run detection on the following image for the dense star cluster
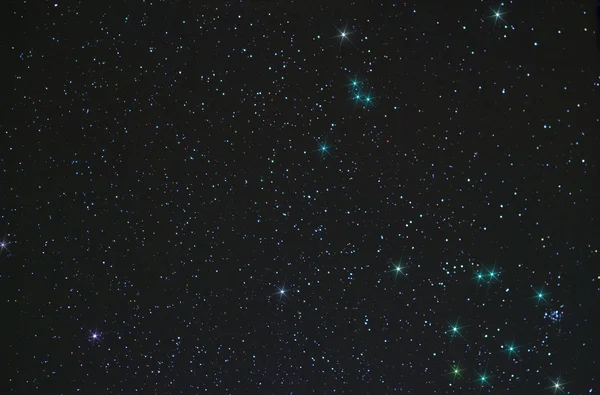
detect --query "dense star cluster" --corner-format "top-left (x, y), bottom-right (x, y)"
top-left (3, 1), bottom-right (600, 393)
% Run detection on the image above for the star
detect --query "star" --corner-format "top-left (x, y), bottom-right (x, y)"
top-left (0, 239), bottom-right (10, 255)
top-left (361, 90), bottom-right (377, 107)
top-left (547, 376), bottom-right (568, 394)
top-left (346, 74), bottom-right (363, 91)
top-left (486, 265), bottom-right (501, 283)
top-left (487, 5), bottom-right (508, 31)
top-left (473, 269), bottom-right (486, 285)
top-left (388, 262), bottom-right (408, 280)
top-left (447, 363), bottom-right (465, 381)
top-left (446, 319), bottom-right (466, 339)
top-left (533, 286), bottom-right (549, 306)
top-left (274, 284), bottom-right (292, 300)
top-left (316, 141), bottom-right (333, 158)
top-left (476, 370), bottom-right (492, 387)
top-left (334, 23), bottom-right (357, 49)
top-left (88, 329), bottom-right (102, 344)
top-left (503, 341), bottom-right (520, 359)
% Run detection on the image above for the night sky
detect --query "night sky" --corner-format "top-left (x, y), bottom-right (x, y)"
top-left (4, 0), bottom-right (600, 393)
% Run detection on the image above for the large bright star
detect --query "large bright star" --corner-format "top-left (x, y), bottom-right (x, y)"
top-left (447, 363), bottom-right (465, 381)
top-left (533, 286), bottom-right (549, 306)
top-left (274, 283), bottom-right (293, 300)
top-left (487, 5), bottom-right (508, 31)
top-left (334, 23), bottom-right (357, 49)
top-left (446, 319), bottom-right (466, 339)
top-left (316, 141), bottom-right (333, 158)
top-left (0, 239), bottom-right (10, 255)
top-left (476, 370), bottom-right (492, 387)
top-left (547, 376), bottom-right (567, 395)
top-left (503, 341), bottom-right (520, 359)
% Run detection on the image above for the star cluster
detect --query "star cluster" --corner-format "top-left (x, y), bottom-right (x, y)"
top-left (3, 1), bottom-right (599, 393)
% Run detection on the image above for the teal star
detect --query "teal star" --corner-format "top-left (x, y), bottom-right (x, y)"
top-left (533, 286), bottom-right (549, 306)
top-left (446, 319), bottom-right (466, 339)
top-left (503, 341), bottom-right (520, 359)
top-left (476, 370), bottom-right (492, 388)
top-left (487, 5), bottom-right (508, 31)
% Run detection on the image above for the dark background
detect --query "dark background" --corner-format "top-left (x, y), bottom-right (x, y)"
top-left (3, 0), bottom-right (599, 393)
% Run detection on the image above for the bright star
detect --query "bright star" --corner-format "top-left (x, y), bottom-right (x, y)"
top-left (317, 142), bottom-right (333, 157)
top-left (547, 376), bottom-right (568, 394)
top-left (487, 265), bottom-right (501, 283)
top-left (446, 363), bottom-right (465, 380)
top-left (274, 283), bottom-right (292, 300)
top-left (503, 341), bottom-right (520, 359)
top-left (88, 329), bottom-right (102, 344)
top-left (446, 319), bottom-right (466, 339)
top-left (533, 286), bottom-right (549, 306)
top-left (477, 371), bottom-right (492, 387)
top-left (473, 270), bottom-right (486, 285)
top-left (388, 259), bottom-right (409, 280)
top-left (334, 23), bottom-right (357, 49)
top-left (487, 6), bottom-right (508, 31)
top-left (0, 239), bottom-right (10, 255)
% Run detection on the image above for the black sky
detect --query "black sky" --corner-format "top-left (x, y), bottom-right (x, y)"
top-left (3, 0), bottom-right (600, 393)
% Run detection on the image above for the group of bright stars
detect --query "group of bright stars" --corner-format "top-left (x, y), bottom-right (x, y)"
top-left (272, 259), bottom-right (563, 391)
top-left (385, 258), bottom-right (561, 391)
top-left (332, 5), bottom-right (509, 105)
top-left (447, 362), bottom-right (567, 394)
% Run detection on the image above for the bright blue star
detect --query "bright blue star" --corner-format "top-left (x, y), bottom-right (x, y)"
top-left (317, 142), bottom-right (333, 157)
top-left (0, 239), bottom-right (10, 255)
top-left (274, 285), bottom-right (291, 300)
